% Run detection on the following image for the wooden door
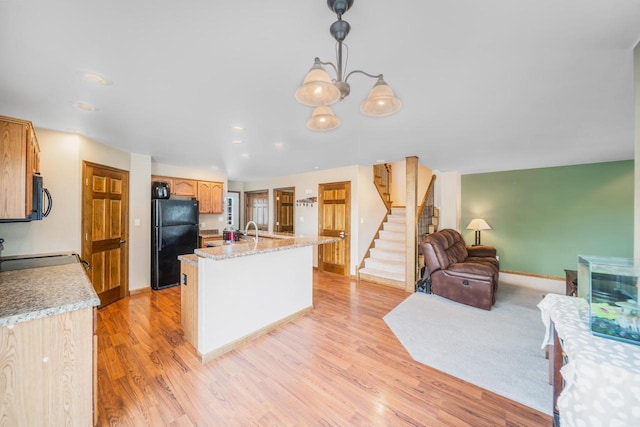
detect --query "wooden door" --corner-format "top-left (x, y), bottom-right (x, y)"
top-left (245, 190), bottom-right (268, 230)
top-left (82, 162), bottom-right (129, 307)
top-left (318, 181), bottom-right (350, 276)
top-left (274, 188), bottom-right (294, 233)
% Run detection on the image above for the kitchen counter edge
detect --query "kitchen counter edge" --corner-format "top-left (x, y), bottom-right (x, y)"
top-left (0, 263), bottom-right (100, 327)
top-left (193, 235), bottom-right (342, 261)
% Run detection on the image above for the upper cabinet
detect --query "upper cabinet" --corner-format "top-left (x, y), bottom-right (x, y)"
top-left (173, 178), bottom-right (197, 198)
top-left (151, 175), bottom-right (197, 198)
top-left (0, 115), bottom-right (40, 220)
top-left (198, 181), bottom-right (223, 214)
top-left (152, 174), bottom-right (222, 214)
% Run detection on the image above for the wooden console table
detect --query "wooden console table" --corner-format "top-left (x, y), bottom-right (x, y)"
top-left (563, 269), bottom-right (577, 297)
top-left (539, 294), bottom-right (640, 426)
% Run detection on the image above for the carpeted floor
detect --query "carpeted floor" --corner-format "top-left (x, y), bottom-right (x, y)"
top-left (383, 281), bottom-right (552, 415)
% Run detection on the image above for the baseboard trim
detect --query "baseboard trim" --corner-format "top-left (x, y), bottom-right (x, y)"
top-left (501, 269), bottom-right (564, 281)
top-left (129, 287), bottom-right (151, 296)
top-left (199, 306), bottom-right (313, 364)
top-left (358, 272), bottom-right (407, 290)
top-left (500, 271), bottom-right (564, 294)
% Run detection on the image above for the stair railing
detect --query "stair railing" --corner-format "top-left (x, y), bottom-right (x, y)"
top-left (416, 175), bottom-right (437, 279)
top-left (373, 163), bottom-right (392, 213)
top-left (358, 164), bottom-right (393, 273)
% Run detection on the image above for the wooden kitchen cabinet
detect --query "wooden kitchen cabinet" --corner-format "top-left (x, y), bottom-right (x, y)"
top-left (197, 181), bottom-right (223, 214)
top-left (0, 307), bottom-right (95, 425)
top-left (0, 115), bottom-right (40, 220)
top-left (151, 175), bottom-right (197, 198)
top-left (151, 175), bottom-right (173, 192)
top-left (173, 178), bottom-right (197, 197)
top-left (151, 175), bottom-right (222, 212)
top-left (200, 235), bottom-right (222, 248)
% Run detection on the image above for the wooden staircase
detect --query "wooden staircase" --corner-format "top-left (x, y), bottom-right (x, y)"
top-left (358, 207), bottom-right (406, 289)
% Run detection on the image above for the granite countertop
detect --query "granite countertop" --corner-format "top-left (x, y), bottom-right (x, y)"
top-left (194, 235), bottom-right (341, 261)
top-left (199, 229), bottom-right (221, 238)
top-left (0, 263), bottom-right (100, 327)
top-left (178, 253), bottom-right (198, 266)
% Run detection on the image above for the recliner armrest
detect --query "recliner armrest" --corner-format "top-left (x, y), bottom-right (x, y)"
top-left (466, 245), bottom-right (496, 258)
top-left (447, 262), bottom-right (496, 280)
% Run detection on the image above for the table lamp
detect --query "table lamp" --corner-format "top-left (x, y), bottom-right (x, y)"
top-left (466, 218), bottom-right (491, 246)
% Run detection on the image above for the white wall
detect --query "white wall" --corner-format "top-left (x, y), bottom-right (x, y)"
top-left (634, 41), bottom-right (640, 259)
top-left (389, 160), bottom-right (406, 206)
top-left (129, 153), bottom-right (152, 291)
top-left (0, 129), bottom-right (82, 255)
top-left (0, 129), bottom-right (155, 292)
top-left (434, 170), bottom-right (461, 231)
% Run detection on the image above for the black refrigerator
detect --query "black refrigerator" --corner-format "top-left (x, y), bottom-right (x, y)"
top-left (151, 198), bottom-right (199, 290)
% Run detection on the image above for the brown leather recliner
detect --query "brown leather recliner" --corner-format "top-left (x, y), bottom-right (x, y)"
top-left (420, 229), bottom-right (499, 310)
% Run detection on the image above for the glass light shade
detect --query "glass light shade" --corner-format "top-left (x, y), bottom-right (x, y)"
top-left (466, 218), bottom-right (491, 230)
top-left (360, 77), bottom-right (402, 117)
top-left (295, 62), bottom-right (341, 107)
top-left (306, 106), bottom-right (340, 131)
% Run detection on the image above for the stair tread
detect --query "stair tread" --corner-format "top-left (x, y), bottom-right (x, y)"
top-left (371, 247), bottom-right (405, 254)
top-left (359, 268), bottom-right (405, 281)
top-left (366, 258), bottom-right (404, 266)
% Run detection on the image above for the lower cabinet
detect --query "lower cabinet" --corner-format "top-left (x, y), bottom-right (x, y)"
top-left (200, 235), bottom-right (222, 248)
top-left (180, 259), bottom-right (198, 348)
top-left (0, 307), bottom-right (95, 426)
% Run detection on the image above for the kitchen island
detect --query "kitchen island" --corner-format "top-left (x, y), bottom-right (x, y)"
top-left (0, 260), bottom-right (99, 426)
top-left (179, 234), bottom-right (340, 362)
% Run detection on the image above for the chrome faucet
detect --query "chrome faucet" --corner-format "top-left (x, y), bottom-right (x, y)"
top-left (244, 221), bottom-right (258, 242)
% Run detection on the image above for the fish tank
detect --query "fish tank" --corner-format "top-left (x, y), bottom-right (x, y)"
top-left (578, 255), bottom-right (640, 346)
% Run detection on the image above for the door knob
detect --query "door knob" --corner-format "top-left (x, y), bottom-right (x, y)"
top-left (339, 231), bottom-right (347, 238)
top-left (119, 239), bottom-right (126, 244)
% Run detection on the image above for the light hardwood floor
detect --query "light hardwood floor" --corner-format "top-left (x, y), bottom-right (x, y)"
top-left (96, 270), bottom-right (552, 426)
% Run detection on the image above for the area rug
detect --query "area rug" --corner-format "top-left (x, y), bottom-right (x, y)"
top-left (383, 282), bottom-right (552, 415)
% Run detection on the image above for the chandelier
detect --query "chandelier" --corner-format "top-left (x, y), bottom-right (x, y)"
top-left (295, 0), bottom-right (402, 131)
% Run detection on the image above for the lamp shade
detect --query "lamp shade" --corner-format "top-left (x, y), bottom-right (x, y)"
top-left (306, 106), bottom-right (340, 131)
top-left (360, 77), bottom-right (402, 117)
top-left (295, 62), bottom-right (341, 107)
top-left (466, 218), bottom-right (491, 230)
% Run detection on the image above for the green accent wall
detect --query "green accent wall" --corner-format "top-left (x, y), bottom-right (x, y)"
top-left (461, 160), bottom-right (634, 277)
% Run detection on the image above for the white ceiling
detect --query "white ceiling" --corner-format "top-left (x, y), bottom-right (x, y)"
top-left (1, 0), bottom-right (639, 181)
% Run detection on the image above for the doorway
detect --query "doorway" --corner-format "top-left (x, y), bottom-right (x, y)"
top-left (81, 161), bottom-right (129, 307)
top-left (274, 187), bottom-right (294, 233)
top-left (318, 181), bottom-right (351, 276)
top-left (226, 191), bottom-right (240, 230)
top-left (244, 190), bottom-right (269, 231)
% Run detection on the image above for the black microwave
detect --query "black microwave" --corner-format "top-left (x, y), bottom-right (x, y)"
top-left (29, 175), bottom-right (52, 220)
top-left (0, 175), bottom-right (52, 222)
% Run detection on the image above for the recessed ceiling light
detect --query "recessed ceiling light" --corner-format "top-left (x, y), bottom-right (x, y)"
top-left (375, 159), bottom-right (385, 164)
top-left (232, 140), bottom-right (243, 144)
top-left (231, 125), bottom-right (244, 131)
top-left (65, 128), bottom-right (84, 135)
top-left (314, 166), bottom-right (320, 169)
top-left (241, 153), bottom-right (250, 158)
top-left (83, 72), bottom-right (112, 85)
top-left (74, 102), bottom-right (97, 111)
top-left (274, 142), bottom-right (284, 149)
